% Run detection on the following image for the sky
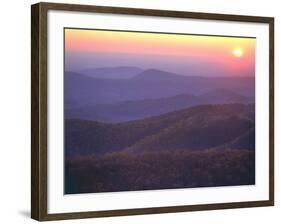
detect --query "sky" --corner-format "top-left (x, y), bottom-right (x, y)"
top-left (65, 28), bottom-right (256, 77)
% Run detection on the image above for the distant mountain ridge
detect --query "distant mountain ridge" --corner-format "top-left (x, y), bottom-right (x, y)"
top-left (78, 66), bottom-right (143, 79)
top-left (65, 68), bottom-right (255, 109)
top-left (66, 89), bottom-right (252, 122)
top-left (132, 69), bottom-right (189, 81)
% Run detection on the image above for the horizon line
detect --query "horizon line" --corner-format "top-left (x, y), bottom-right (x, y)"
top-left (65, 67), bottom-right (255, 79)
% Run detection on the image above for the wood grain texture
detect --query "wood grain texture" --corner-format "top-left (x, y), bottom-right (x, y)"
top-left (31, 2), bottom-right (274, 221)
top-left (269, 18), bottom-right (275, 203)
top-left (31, 3), bottom-right (40, 220)
top-left (31, 3), bottom-right (48, 221)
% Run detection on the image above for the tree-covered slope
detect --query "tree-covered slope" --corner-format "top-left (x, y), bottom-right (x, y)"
top-left (65, 104), bottom-right (254, 158)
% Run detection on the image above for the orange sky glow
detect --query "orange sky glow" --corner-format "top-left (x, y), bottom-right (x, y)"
top-left (65, 28), bottom-right (256, 76)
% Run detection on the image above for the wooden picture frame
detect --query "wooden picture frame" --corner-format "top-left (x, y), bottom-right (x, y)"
top-left (31, 2), bottom-right (274, 221)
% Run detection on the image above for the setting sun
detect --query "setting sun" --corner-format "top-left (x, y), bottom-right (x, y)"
top-left (232, 48), bottom-right (244, 58)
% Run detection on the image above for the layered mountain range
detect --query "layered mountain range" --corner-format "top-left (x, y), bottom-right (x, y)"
top-left (64, 67), bottom-right (255, 194)
top-left (65, 67), bottom-right (254, 122)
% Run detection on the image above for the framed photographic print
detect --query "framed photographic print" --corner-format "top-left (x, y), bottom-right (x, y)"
top-left (31, 2), bottom-right (274, 221)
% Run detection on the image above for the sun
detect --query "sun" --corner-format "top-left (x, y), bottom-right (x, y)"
top-left (232, 48), bottom-right (244, 58)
